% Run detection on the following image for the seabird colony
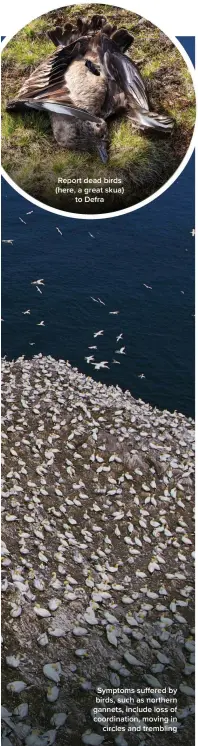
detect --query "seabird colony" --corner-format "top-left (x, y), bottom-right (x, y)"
top-left (1, 355), bottom-right (195, 746)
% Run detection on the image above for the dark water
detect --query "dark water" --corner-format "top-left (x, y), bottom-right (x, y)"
top-left (1, 39), bottom-right (195, 418)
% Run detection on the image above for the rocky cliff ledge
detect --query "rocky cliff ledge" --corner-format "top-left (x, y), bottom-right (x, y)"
top-left (1, 356), bottom-right (195, 746)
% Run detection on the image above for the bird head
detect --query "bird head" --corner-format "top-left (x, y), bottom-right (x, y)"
top-left (87, 118), bottom-right (108, 163)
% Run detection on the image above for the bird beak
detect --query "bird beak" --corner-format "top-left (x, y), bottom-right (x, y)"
top-left (97, 143), bottom-right (108, 164)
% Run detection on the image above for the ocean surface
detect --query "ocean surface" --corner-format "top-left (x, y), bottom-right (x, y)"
top-left (1, 38), bottom-right (195, 418)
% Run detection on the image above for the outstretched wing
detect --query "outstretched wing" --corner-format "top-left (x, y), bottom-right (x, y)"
top-left (98, 34), bottom-right (149, 111)
top-left (13, 38), bottom-right (89, 103)
top-left (6, 38), bottom-right (103, 123)
top-left (24, 99), bottom-right (101, 123)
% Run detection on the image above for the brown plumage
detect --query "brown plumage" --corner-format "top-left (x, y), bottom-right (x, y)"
top-left (6, 13), bottom-right (174, 162)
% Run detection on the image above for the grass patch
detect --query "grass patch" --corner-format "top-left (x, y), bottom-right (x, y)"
top-left (2, 35), bottom-right (54, 66)
top-left (1, 3), bottom-right (196, 214)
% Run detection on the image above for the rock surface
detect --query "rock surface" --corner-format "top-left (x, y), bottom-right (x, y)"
top-left (1, 355), bottom-right (195, 745)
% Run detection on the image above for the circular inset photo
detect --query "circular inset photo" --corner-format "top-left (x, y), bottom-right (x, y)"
top-left (1, 3), bottom-right (196, 216)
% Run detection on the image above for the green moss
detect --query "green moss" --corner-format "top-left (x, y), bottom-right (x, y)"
top-left (2, 35), bottom-right (53, 66)
top-left (142, 58), bottom-right (161, 77)
top-left (170, 105), bottom-right (196, 129)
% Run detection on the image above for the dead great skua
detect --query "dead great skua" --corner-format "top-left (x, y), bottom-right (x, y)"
top-left (6, 14), bottom-right (174, 162)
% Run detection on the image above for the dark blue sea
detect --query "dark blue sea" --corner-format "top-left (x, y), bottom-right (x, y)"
top-left (1, 38), bottom-right (195, 419)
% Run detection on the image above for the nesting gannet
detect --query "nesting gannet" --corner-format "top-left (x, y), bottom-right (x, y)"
top-left (115, 346), bottom-right (126, 354)
top-left (116, 334), bottom-right (123, 342)
top-left (94, 330), bottom-right (104, 338)
top-left (22, 310), bottom-right (31, 315)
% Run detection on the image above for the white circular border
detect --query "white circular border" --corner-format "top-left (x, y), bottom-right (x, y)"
top-left (1, 0), bottom-right (197, 221)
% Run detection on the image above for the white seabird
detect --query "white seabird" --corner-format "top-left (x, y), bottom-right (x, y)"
top-left (37, 321), bottom-right (45, 326)
top-left (143, 284), bottom-right (152, 289)
top-left (109, 311), bottom-right (119, 314)
top-left (84, 356), bottom-right (95, 363)
top-left (22, 310), bottom-right (31, 315)
top-left (115, 346), bottom-right (126, 355)
top-left (92, 361), bottom-right (109, 370)
top-left (2, 239), bottom-right (14, 244)
top-left (93, 330), bottom-right (104, 338)
top-left (31, 279), bottom-right (45, 286)
top-left (56, 227), bottom-right (62, 235)
top-left (116, 334), bottom-right (123, 342)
